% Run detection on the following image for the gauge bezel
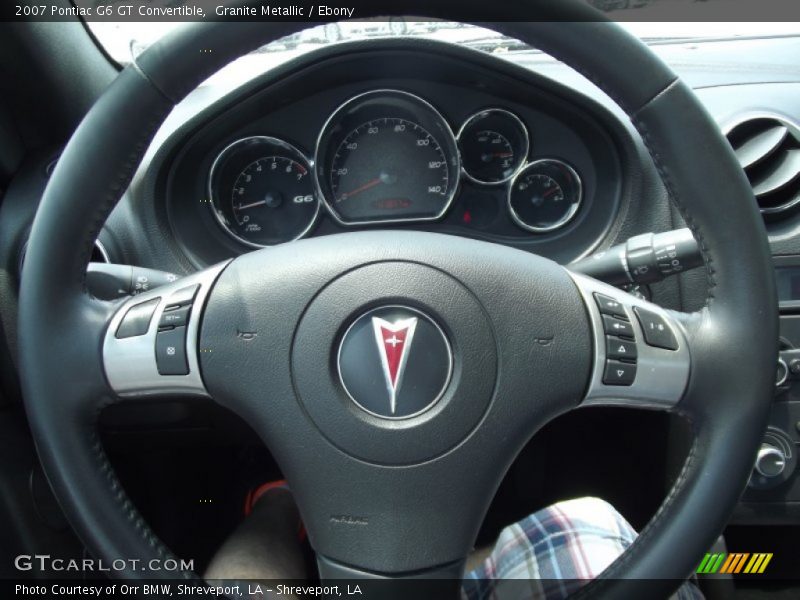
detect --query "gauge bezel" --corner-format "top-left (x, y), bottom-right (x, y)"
top-left (314, 89), bottom-right (461, 226)
top-left (207, 136), bottom-right (320, 248)
top-left (457, 108), bottom-right (530, 186)
top-left (507, 158), bottom-right (583, 234)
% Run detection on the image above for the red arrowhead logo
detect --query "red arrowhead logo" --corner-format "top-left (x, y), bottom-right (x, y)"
top-left (372, 316), bottom-right (418, 415)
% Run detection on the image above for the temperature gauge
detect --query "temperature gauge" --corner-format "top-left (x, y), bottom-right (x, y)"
top-left (458, 109), bottom-right (529, 185)
top-left (508, 159), bottom-right (582, 233)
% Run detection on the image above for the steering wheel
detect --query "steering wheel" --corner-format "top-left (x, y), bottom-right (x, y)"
top-left (18, 2), bottom-right (777, 598)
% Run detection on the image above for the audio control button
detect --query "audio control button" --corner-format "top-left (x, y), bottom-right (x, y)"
top-left (155, 326), bottom-right (189, 376)
top-left (594, 293), bottom-right (628, 319)
top-left (603, 360), bottom-right (636, 386)
top-left (602, 315), bottom-right (635, 339)
top-left (606, 336), bottom-right (637, 361)
top-left (634, 307), bottom-right (678, 350)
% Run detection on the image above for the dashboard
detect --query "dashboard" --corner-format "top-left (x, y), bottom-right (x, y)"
top-left (2, 24), bottom-right (800, 584)
top-left (208, 90), bottom-right (582, 247)
top-left (110, 37), bottom-right (800, 526)
top-left (4, 34), bottom-right (800, 530)
top-left (160, 41), bottom-right (627, 269)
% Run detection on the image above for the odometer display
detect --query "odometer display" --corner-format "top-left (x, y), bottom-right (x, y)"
top-left (316, 90), bottom-right (460, 225)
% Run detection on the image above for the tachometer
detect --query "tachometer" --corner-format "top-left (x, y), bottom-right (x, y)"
top-left (209, 137), bottom-right (318, 247)
top-left (315, 90), bottom-right (460, 225)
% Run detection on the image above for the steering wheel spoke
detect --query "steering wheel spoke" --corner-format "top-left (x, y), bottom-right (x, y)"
top-left (569, 272), bottom-right (691, 410)
top-left (103, 261), bottom-right (229, 399)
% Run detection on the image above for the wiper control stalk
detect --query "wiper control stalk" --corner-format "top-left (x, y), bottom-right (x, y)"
top-left (571, 228), bottom-right (703, 286)
top-left (87, 263), bottom-right (178, 300)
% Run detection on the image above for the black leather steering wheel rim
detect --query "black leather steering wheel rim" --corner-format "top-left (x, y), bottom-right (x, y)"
top-left (18, 2), bottom-right (777, 598)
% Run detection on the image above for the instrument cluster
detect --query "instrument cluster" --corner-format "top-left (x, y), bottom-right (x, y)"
top-left (208, 89), bottom-right (584, 247)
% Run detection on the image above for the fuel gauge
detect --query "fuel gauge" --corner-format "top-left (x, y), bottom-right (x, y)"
top-left (458, 109), bottom-right (529, 185)
top-left (508, 159), bottom-right (582, 233)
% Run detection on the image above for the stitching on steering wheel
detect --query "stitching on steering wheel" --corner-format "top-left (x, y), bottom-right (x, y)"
top-left (497, 27), bottom-right (716, 310)
top-left (573, 413), bottom-right (700, 595)
top-left (78, 70), bottom-right (174, 295)
top-left (90, 405), bottom-right (197, 579)
top-left (537, 38), bottom-right (717, 310)
top-left (574, 87), bottom-right (718, 591)
top-left (634, 106), bottom-right (717, 310)
top-left (74, 67), bottom-right (185, 570)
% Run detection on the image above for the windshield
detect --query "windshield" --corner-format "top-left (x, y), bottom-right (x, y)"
top-left (89, 19), bottom-right (800, 67)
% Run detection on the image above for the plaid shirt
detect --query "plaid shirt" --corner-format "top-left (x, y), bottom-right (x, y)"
top-left (462, 497), bottom-right (703, 600)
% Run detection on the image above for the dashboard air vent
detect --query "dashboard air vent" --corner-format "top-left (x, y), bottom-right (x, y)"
top-left (725, 115), bottom-right (800, 218)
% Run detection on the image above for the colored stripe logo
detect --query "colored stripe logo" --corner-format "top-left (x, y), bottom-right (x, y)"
top-left (697, 553), bottom-right (773, 574)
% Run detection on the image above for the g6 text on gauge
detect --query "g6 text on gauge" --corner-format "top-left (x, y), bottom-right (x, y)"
top-left (208, 137), bottom-right (319, 247)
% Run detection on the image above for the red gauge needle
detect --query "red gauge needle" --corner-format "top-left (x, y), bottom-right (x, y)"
top-left (236, 199), bottom-right (267, 210)
top-left (543, 187), bottom-right (561, 198)
top-left (492, 152), bottom-right (513, 158)
top-left (340, 177), bottom-right (382, 201)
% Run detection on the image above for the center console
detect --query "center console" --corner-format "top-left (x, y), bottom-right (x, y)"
top-left (736, 256), bottom-right (800, 522)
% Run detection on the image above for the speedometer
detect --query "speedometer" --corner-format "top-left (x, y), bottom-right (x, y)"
top-left (330, 118), bottom-right (451, 219)
top-left (315, 90), bottom-right (460, 225)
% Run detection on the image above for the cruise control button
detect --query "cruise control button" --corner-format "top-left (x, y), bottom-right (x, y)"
top-left (115, 298), bottom-right (160, 339)
top-left (166, 284), bottom-right (199, 309)
top-left (594, 293), bottom-right (628, 319)
top-left (155, 326), bottom-right (189, 375)
top-left (603, 360), bottom-right (637, 386)
top-left (602, 315), bottom-right (634, 338)
top-left (606, 336), bottom-right (638, 361)
top-left (634, 307), bottom-right (678, 350)
top-left (159, 304), bottom-right (191, 329)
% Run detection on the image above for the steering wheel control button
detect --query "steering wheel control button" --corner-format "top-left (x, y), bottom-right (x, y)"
top-left (593, 293), bottom-right (628, 319)
top-left (603, 360), bottom-right (637, 386)
top-left (155, 326), bottom-right (189, 375)
top-left (606, 336), bottom-right (637, 361)
top-left (115, 297), bottom-right (160, 339)
top-left (166, 284), bottom-right (199, 308)
top-left (633, 307), bottom-right (678, 350)
top-left (602, 314), bottom-right (634, 339)
top-left (159, 304), bottom-right (191, 330)
top-left (338, 306), bottom-right (452, 419)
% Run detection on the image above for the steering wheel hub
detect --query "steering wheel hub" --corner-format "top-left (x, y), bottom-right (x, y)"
top-left (338, 305), bottom-right (453, 420)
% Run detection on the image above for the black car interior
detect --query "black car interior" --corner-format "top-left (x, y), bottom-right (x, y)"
top-left (1, 3), bottom-right (799, 599)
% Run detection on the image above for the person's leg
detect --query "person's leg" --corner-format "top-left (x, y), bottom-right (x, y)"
top-left (204, 484), bottom-right (308, 581)
top-left (205, 490), bottom-right (703, 599)
top-left (462, 497), bottom-right (703, 600)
